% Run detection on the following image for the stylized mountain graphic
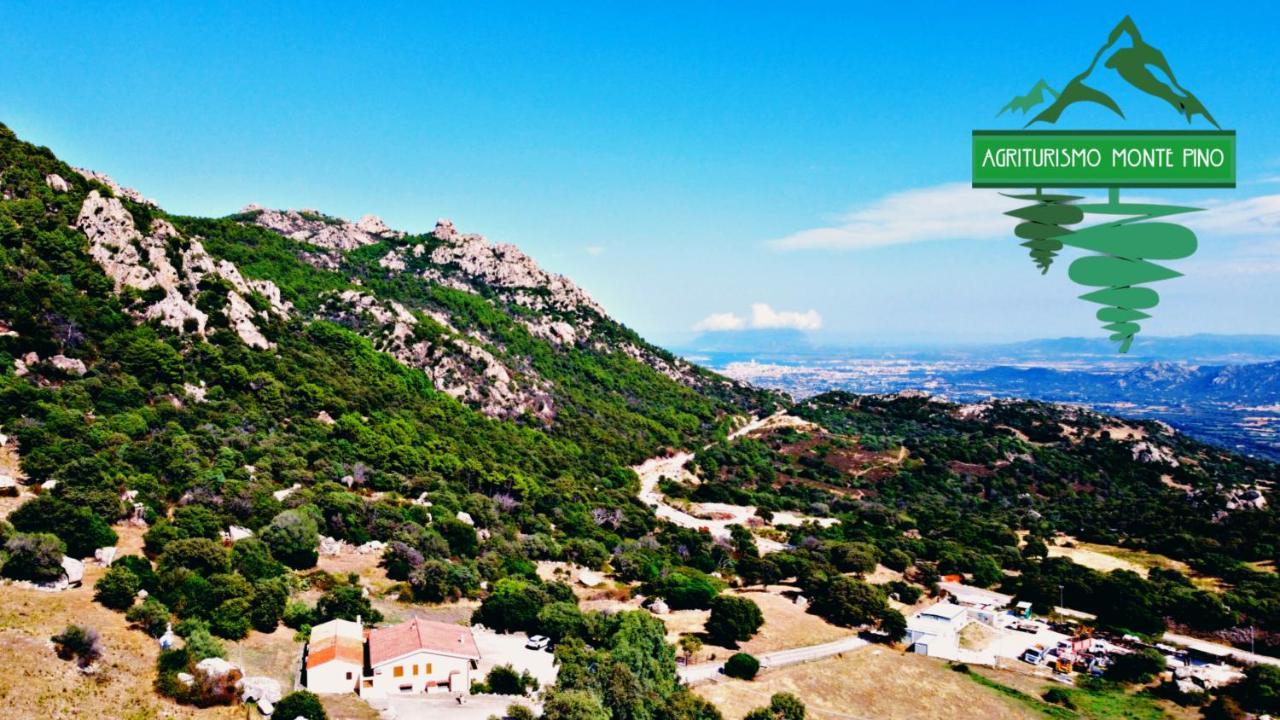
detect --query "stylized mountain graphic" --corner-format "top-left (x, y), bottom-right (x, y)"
top-left (997, 79), bottom-right (1059, 117)
top-left (1020, 16), bottom-right (1219, 128)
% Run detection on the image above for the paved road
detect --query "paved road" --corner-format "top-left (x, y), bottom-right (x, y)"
top-left (679, 635), bottom-right (869, 685)
top-left (1163, 631), bottom-right (1280, 667)
top-left (382, 693), bottom-right (539, 720)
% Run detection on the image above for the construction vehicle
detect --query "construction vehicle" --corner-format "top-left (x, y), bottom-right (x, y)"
top-left (1022, 645), bottom-right (1046, 664)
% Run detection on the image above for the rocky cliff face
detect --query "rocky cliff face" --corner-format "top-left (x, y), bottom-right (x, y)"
top-left (241, 209), bottom-right (754, 417)
top-left (22, 141), bottom-right (769, 425)
top-left (321, 289), bottom-right (554, 421)
top-left (240, 205), bottom-right (404, 270)
top-left (77, 190), bottom-right (290, 349)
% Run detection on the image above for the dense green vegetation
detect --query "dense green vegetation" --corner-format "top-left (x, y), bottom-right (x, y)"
top-left (0, 121), bottom-right (785, 719)
top-left (689, 392), bottom-right (1280, 653)
top-left (0, 122), bottom-right (772, 643)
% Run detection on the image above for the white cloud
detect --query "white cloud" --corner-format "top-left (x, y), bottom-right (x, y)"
top-left (692, 312), bottom-right (746, 331)
top-left (770, 181), bottom-right (1280, 251)
top-left (770, 182), bottom-right (1018, 251)
top-left (1186, 194), bottom-right (1280, 236)
top-left (692, 303), bottom-right (822, 332)
top-left (585, 245), bottom-right (605, 256)
top-left (750, 302), bottom-right (823, 331)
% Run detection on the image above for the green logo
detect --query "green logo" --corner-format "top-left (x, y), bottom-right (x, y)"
top-left (972, 16), bottom-right (1236, 353)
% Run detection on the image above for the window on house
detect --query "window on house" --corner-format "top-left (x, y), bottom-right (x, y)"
top-left (393, 666), bottom-right (404, 678)
top-left (363, 679), bottom-right (373, 688)
top-left (413, 664), bottom-right (419, 675)
top-left (425, 663), bottom-right (433, 674)
top-left (399, 684), bottom-right (413, 692)
top-left (346, 671), bottom-right (353, 680)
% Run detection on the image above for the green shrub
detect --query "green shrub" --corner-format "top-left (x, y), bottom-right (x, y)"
top-left (1041, 687), bottom-right (1076, 709)
top-left (705, 595), bottom-right (764, 646)
top-left (127, 597), bottom-right (172, 637)
top-left (723, 652), bottom-right (760, 680)
top-left (2, 532), bottom-right (66, 582)
top-left (1105, 648), bottom-right (1166, 684)
top-left (274, 690), bottom-right (328, 720)
top-left (95, 565), bottom-right (141, 610)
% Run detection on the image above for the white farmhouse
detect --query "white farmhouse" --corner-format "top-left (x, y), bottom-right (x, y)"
top-left (304, 618), bottom-right (365, 694)
top-left (362, 618), bottom-right (480, 699)
top-left (905, 602), bottom-right (968, 657)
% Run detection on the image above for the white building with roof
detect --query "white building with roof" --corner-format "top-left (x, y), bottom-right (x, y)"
top-left (304, 618), bottom-right (365, 694)
top-left (362, 618), bottom-right (480, 699)
top-left (906, 602), bottom-right (969, 657)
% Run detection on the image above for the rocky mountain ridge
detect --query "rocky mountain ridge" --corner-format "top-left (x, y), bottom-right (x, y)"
top-left (77, 190), bottom-right (290, 350)
top-left (0, 123), bottom-right (772, 440)
top-left (233, 202), bottom-right (736, 415)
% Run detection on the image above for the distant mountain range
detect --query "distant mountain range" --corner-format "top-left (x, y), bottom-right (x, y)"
top-left (688, 337), bottom-right (1280, 460)
top-left (675, 334), bottom-right (1280, 366)
top-left (953, 360), bottom-right (1280, 406)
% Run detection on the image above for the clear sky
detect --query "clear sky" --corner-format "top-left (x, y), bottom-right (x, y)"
top-left (2, 2), bottom-right (1278, 347)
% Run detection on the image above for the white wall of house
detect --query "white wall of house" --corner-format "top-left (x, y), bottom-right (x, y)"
top-left (363, 651), bottom-right (474, 699)
top-left (308, 659), bottom-right (362, 694)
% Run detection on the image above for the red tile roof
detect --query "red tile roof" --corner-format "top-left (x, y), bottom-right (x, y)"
top-left (368, 618), bottom-right (480, 667)
top-left (306, 634), bottom-right (364, 669)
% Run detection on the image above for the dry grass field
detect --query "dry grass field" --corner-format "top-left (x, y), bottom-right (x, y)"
top-left (0, 564), bottom-right (240, 720)
top-left (576, 583), bottom-right (855, 661)
top-left (1047, 535), bottom-right (1218, 590)
top-left (695, 647), bottom-right (1043, 720)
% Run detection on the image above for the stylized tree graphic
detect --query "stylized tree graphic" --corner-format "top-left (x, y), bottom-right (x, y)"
top-left (1059, 190), bottom-right (1200, 353)
top-left (1003, 190), bottom-right (1083, 273)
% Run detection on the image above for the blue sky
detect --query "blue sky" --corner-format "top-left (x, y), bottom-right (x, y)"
top-left (2, 2), bottom-right (1278, 347)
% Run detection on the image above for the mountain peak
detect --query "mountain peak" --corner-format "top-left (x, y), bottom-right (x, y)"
top-left (1023, 16), bottom-right (1219, 128)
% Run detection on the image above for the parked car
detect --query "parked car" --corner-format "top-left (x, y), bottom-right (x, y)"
top-left (526, 635), bottom-right (551, 650)
top-left (1022, 646), bottom-right (1046, 665)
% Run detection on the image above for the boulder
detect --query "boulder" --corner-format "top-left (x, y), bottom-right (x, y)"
top-left (49, 355), bottom-right (87, 376)
top-left (60, 556), bottom-right (84, 586)
top-left (239, 675), bottom-right (283, 705)
top-left (45, 174), bottom-right (70, 192)
top-left (357, 540), bottom-right (386, 555)
top-left (319, 536), bottom-right (345, 556)
top-left (356, 214), bottom-right (395, 236)
top-left (195, 657), bottom-right (237, 679)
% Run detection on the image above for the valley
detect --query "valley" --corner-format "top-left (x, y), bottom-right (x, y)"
top-left (701, 353), bottom-right (1280, 460)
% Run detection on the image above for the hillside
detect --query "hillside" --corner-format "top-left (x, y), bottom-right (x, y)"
top-left (686, 391), bottom-right (1280, 653)
top-left (0, 120), bottom-right (781, 532)
top-left (6, 120), bottom-right (1280, 718)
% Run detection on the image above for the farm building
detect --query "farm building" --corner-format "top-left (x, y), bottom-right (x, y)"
top-left (362, 618), bottom-right (481, 699)
top-left (304, 618), bottom-right (365, 694)
top-left (905, 602), bottom-right (968, 657)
